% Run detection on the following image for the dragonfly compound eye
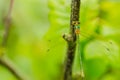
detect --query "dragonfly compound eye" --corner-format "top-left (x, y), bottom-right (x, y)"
top-left (72, 21), bottom-right (80, 26)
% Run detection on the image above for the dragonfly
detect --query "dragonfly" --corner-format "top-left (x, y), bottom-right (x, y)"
top-left (72, 21), bottom-right (116, 78)
top-left (72, 21), bottom-right (85, 78)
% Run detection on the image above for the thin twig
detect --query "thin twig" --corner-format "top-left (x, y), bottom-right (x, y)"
top-left (0, 0), bottom-right (26, 80)
top-left (2, 0), bottom-right (14, 47)
top-left (0, 55), bottom-right (25, 80)
top-left (63, 0), bottom-right (81, 80)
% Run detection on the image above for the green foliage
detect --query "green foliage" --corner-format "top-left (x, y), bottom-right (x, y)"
top-left (0, 0), bottom-right (120, 80)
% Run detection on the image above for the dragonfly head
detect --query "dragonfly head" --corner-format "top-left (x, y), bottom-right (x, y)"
top-left (72, 21), bottom-right (80, 26)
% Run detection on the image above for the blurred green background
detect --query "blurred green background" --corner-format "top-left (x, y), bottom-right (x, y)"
top-left (0, 0), bottom-right (120, 80)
